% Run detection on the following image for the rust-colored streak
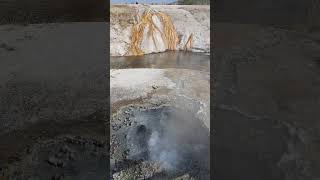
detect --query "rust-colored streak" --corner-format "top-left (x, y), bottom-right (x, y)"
top-left (126, 9), bottom-right (179, 56)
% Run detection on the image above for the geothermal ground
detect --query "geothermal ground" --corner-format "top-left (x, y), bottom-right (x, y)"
top-left (110, 22), bottom-right (320, 180)
top-left (1, 4), bottom-right (320, 180)
top-left (110, 56), bottom-right (210, 179)
top-left (110, 6), bottom-right (211, 178)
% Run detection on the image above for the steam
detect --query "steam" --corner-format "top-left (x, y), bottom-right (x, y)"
top-left (148, 130), bottom-right (180, 171)
top-left (127, 106), bottom-right (209, 173)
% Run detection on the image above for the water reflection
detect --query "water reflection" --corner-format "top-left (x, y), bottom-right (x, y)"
top-left (110, 51), bottom-right (210, 72)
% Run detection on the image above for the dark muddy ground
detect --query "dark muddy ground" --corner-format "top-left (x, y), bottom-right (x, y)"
top-left (0, 22), bottom-right (108, 179)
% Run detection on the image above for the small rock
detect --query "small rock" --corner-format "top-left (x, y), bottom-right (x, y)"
top-left (51, 174), bottom-right (64, 180)
top-left (47, 157), bottom-right (64, 167)
top-left (0, 43), bottom-right (16, 51)
top-left (27, 176), bottom-right (41, 180)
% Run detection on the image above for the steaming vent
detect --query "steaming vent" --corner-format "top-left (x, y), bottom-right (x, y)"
top-left (111, 106), bottom-right (210, 179)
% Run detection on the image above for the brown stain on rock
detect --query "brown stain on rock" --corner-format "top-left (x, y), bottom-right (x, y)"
top-left (126, 9), bottom-right (179, 56)
top-left (184, 33), bottom-right (193, 50)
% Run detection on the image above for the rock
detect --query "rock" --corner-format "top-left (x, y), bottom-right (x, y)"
top-left (0, 43), bottom-right (16, 51)
top-left (47, 156), bottom-right (64, 167)
top-left (27, 176), bottom-right (41, 180)
top-left (112, 123), bottom-right (122, 131)
top-left (174, 174), bottom-right (195, 180)
top-left (51, 174), bottom-right (64, 180)
top-left (110, 5), bottom-right (210, 56)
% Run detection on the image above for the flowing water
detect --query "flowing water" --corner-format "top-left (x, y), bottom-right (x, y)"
top-left (110, 51), bottom-right (210, 72)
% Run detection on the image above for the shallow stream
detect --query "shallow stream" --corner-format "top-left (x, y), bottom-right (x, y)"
top-left (111, 51), bottom-right (210, 72)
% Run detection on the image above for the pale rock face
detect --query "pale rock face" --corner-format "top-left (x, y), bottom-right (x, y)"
top-left (140, 15), bottom-right (166, 54)
top-left (110, 5), bottom-right (210, 56)
top-left (153, 6), bottom-right (210, 52)
top-left (110, 24), bottom-right (132, 56)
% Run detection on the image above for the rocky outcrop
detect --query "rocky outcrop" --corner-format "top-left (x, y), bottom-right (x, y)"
top-left (110, 5), bottom-right (210, 56)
